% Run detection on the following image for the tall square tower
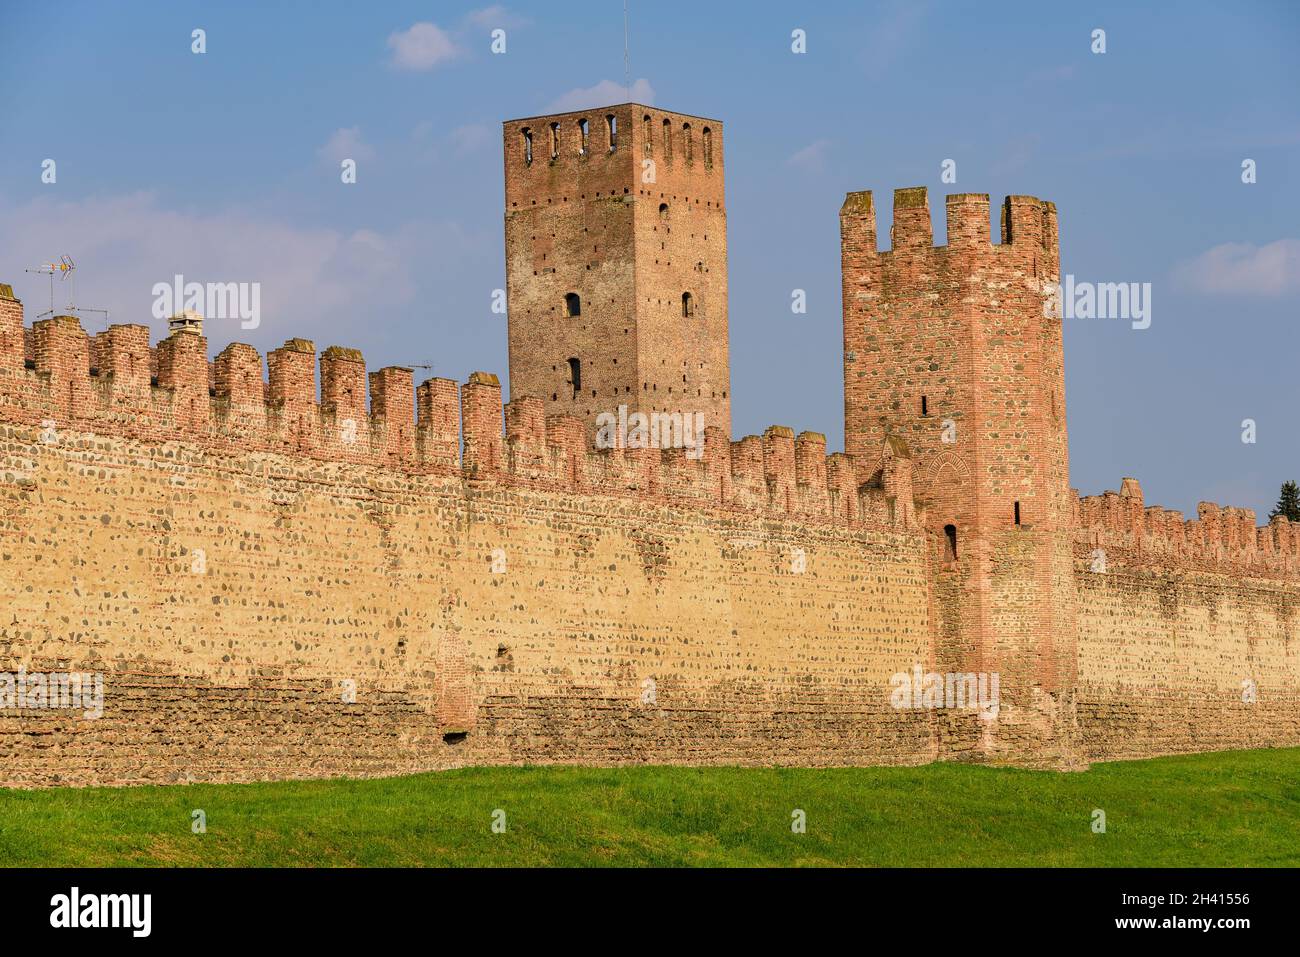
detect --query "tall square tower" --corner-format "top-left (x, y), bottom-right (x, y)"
top-left (503, 104), bottom-right (730, 442)
top-left (841, 188), bottom-right (1078, 765)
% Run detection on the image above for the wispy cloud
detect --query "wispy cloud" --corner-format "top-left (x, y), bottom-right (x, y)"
top-left (387, 22), bottom-right (460, 71)
top-left (0, 192), bottom-right (483, 347)
top-left (449, 123), bottom-right (493, 154)
top-left (547, 78), bottom-right (655, 113)
top-left (464, 6), bottom-right (531, 30)
top-left (786, 139), bottom-right (831, 172)
top-left (1173, 239), bottom-right (1300, 296)
top-left (317, 127), bottom-right (376, 166)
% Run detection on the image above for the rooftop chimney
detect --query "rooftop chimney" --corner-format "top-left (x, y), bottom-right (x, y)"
top-left (168, 309), bottom-right (203, 336)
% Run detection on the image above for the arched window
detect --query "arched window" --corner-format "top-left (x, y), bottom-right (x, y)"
top-left (658, 202), bottom-right (669, 222)
top-left (521, 127), bottom-right (533, 166)
top-left (682, 123), bottom-right (692, 165)
top-left (702, 127), bottom-right (713, 169)
top-left (943, 524), bottom-right (958, 561)
top-left (564, 292), bottom-right (581, 317)
top-left (681, 292), bottom-right (694, 318)
top-left (578, 118), bottom-right (589, 155)
top-left (642, 115), bottom-right (652, 157)
top-left (567, 357), bottom-right (581, 397)
top-left (549, 122), bottom-right (559, 160)
top-left (607, 114), bottom-right (617, 151)
top-left (662, 118), bottom-right (672, 161)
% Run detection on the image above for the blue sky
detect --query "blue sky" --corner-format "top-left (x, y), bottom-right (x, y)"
top-left (1, 0), bottom-right (1297, 519)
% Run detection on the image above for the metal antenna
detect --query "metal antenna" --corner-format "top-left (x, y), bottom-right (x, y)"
top-left (25, 255), bottom-right (74, 319)
top-left (23, 255), bottom-right (108, 328)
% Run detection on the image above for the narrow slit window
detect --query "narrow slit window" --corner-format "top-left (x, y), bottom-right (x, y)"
top-left (681, 292), bottom-right (694, 318)
top-left (643, 115), bottom-right (652, 157)
top-left (659, 202), bottom-right (669, 222)
top-left (521, 127), bottom-right (533, 166)
top-left (549, 122), bottom-right (559, 160)
top-left (564, 292), bottom-right (581, 317)
top-left (944, 524), bottom-right (958, 561)
top-left (1014, 501), bottom-right (1022, 526)
top-left (682, 123), bottom-right (692, 164)
top-left (920, 395), bottom-right (928, 416)
top-left (702, 127), bottom-right (713, 169)
top-left (578, 118), bottom-right (589, 154)
top-left (607, 114), bottom-right (617, 151)
top-left (662, 118), bottom-right (671, 161)
top-left (567, 357), bottom-right (582, 397)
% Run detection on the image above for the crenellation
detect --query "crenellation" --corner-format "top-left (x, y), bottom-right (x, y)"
top-left (156, 330), bottom-right (211, 432)
top-left (267, 338), bottom-right (319, 450)
top-left (368, 366), bottom-right (415, 463)
top-left (415, 377), bottom-right (461, 470)
top-left (95, 324), bottom-right (153, 418)
top-left (729, 435), bottom-right (765, 510)
top-left (0, 285), bottom-right (25, 383)
top-left (504, 394), bottom-right (548, 480)
top-left (320, 345), bottom-right (369, 457)
top-left (890, 186), bottom-right (933, 249)
top-left (1075, 483), bottom-right (1293, 577)
top-left (795, 431), bottom-right (829, 516)
top-left (703, 425), bottom-right (731, 504)
top-left (660, 445), bottom-right (702, 502)
top-left (32, 315), bottom-right (92, 419)
top-left (546, 412), bottom-right (586, 489)
top-left (944, 193), bottom-right (991, 249)
top-left (213, 342), bottom-right (266, 439)
top-left (826, 453), bottom-right (858, 525)
top-left (1000, 194), bottom-right (1045, 247)
top-left (762, 425), bottom-right (796, 514)
top-left (461, 371), bottom-right (504, 479)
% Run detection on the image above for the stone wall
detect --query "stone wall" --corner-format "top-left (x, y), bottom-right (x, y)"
top-left (1074, 477), bottom-right (1300, 759)
top-left (0, 417), bottom-right (934, 786)
top-left (1076, 562), bottom-right (1300, 760)
top-left (0, 288), bottom-right (934, 787)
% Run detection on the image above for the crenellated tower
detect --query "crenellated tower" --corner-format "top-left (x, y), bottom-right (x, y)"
top-left (841, 187), bottom-right (1079, 766)
top-left (502, 104), bottom-right (730, 443)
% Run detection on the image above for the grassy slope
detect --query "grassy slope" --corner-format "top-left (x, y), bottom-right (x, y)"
top-left (1, 748), bottom-right (1297, 867)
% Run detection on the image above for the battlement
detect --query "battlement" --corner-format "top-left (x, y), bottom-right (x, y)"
top-left (839, 186), bottom-right (1059, 260)
top-left (1075, 477), bottom-right (1300, 577)
top-left (0, 290), bottom-right (910, 533)
top-left (504, 103), bottom-right (724, 211)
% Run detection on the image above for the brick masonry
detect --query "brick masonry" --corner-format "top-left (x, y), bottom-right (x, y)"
top-left (504, 104), bottom-right (731, 441)
top-left (0, 104), bottom-right (1297, 787)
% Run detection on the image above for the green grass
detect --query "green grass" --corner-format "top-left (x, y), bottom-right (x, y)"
top-left (1, 748), bottom-right (1297, 867)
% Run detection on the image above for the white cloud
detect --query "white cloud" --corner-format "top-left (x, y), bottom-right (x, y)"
top-left (0, 192), bottom-right (482, 349)
top-left (1173, 239), bottom-right (1300, 296)
top-left (449, 123), bottom-right (493, 154)
top-left (464, 6), bottom-right (531, 30)
top-left (317, 127), bottom-right (376, 165)
top-left (547, 78), bottom-right (655, 113)
top-left (387, 22), bottom-right (460, 71)
top-left (787, 139), bottom-right (831, 172)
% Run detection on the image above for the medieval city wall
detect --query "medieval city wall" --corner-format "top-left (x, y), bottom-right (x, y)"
top-left (0, 297), bottom-right (934, 787)
top-left (2, 279), bottom-right (1299, 787)
top-left (1073, 481), bottom-right (1300, 760)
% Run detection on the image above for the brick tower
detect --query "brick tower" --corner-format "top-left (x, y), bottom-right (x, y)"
top-left (503, 104), bottom-right (730, 443)
top-left (840, 188), bottom-right (1079, 766)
